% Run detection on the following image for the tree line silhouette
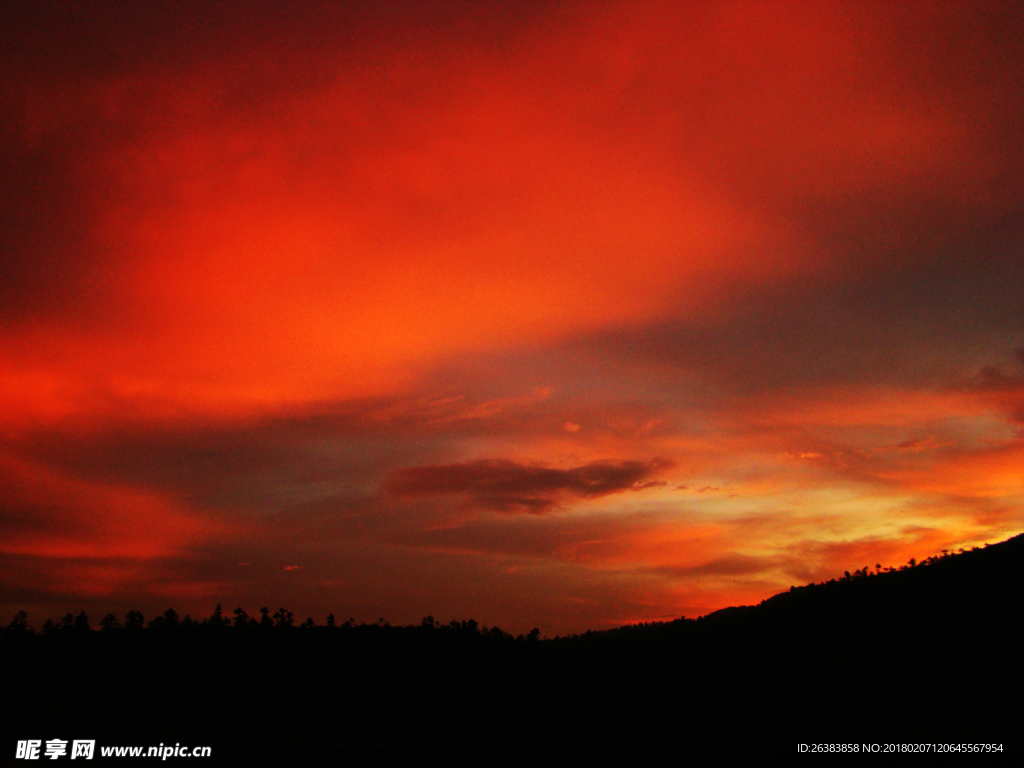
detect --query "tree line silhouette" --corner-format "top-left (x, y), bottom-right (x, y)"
top-left (5, 604), bottom-right (541, 642)
top-left (0, 542), bottom-right (958, 638)
top-left (4, 534), bottom-right (1021, 758)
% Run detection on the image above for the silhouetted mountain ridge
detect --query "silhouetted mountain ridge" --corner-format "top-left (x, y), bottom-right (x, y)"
top-left (3, 532), bottom-right (1021, 758)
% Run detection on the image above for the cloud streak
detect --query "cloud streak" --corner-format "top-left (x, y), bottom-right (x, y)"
top-left (389, 459), bottom-right (670, 514)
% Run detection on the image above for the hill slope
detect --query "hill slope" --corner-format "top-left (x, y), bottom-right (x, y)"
top-left (3, 534), bottom-right (1021, 757)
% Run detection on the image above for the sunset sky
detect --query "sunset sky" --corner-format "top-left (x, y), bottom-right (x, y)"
top-left (2, 0), bottom-right (1022, 634)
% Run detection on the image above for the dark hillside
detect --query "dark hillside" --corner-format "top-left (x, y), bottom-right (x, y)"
top-left (3, 534), bottom-right (1021, 759)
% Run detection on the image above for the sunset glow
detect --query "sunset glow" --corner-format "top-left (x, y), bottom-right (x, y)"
top-left (2, 1), bottom-right (1022, 633)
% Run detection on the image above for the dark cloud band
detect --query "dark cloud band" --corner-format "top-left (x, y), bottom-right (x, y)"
top-left (388, 458), bottom-right (670, 514)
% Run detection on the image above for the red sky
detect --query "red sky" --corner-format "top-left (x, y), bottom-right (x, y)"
top-left (2, 0), bottom-right (1022, 634)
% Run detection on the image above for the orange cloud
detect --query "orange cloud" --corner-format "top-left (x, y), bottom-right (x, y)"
top-left (0, 452), bottom-right (230, 560)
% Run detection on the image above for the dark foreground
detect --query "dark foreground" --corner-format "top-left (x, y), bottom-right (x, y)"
top-left (4, 535), bottom-right (1022, 762)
